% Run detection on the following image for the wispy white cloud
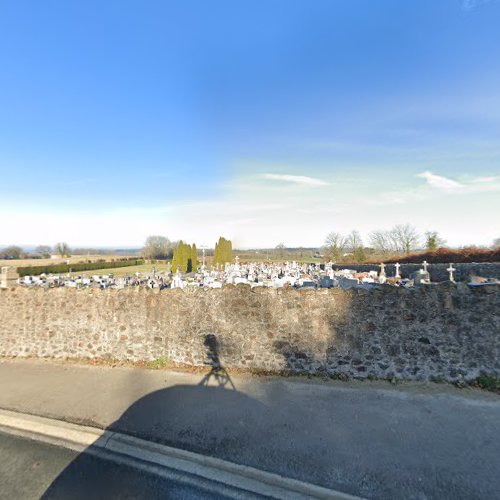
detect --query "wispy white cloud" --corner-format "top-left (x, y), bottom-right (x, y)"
top-left (262, 173), bottom-right (329, 186)
top-left (462, 0), bottom-right (495, 11)
top-left (417, 171), bottom-right (464, 191)
top-left (3, 168), bottom-right (499, 249)
top-left (416, 170), bottom-right (500, 194)
top-left (471, 176), bottom-right (497, 183)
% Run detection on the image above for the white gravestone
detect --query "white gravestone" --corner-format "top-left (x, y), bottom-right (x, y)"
top-left (394, 263), bottom-right (401, 278)
top-left (447, 264), bottom-right (456, 282)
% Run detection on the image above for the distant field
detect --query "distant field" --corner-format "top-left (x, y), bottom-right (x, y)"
top-left (0, 255), bottom-right (136, 268)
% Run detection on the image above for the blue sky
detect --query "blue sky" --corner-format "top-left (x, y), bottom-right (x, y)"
top-left (1, 0), bottom-right (499, 248)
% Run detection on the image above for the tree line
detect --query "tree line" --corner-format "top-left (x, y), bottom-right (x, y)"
top-left (323, 225), bottom-right (449, 263)
top-left (0, 243), bottom-right (71, 260)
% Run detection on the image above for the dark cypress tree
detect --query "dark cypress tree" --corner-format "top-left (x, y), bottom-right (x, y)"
top-left (213, 241), bottom-right (219, 268)
top-left (227, 238), bottom-right (233, 263)
top-left (175, 240), bottom-right (184, 272)
top-left (191, 243), bottom-right (197, 273)
top-left (182, 241), bottom-right (190, 272)
top-left (220, 238), bottom-right (226, 264)
top-left (213, 237), bottom-right (233, 267)
top-left (171, 242), bottom-right (179, 272)
top-left (186, 242), bottom-right (193, 273)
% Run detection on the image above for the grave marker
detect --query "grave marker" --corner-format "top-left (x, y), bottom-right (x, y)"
top-left (379, 263), bottom-right (386, 277)
top-left (394, 262), bottom-right (401, 278)
top-left (447, 264), bottom-right (456, 282)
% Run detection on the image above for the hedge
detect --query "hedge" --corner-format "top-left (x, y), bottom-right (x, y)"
top-left (17, 259), bottom-right (145, 277)
top-left (381, 247), bottom-right (500, 264)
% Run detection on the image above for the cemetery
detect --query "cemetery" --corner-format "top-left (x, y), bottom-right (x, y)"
top-left (1, 254), bottom-right (499, 385)
top-left (1, 266), bottom-right (498, 384)
top-left (5, 256), bottom-right (500, 291)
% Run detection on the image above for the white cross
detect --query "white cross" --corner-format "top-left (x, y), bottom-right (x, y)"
top-left (394, 262), bottom-right (401, 278)
top-left (422, 260), bottom-right (429, 273)
top-left (447, 263), bottom-right (456, 282)
top-left (380, 263), bottom-right (386, 276)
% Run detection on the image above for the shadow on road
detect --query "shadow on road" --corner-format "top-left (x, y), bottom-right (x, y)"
top-left (198, 334), bottom-right (236, 390)
top-left (41, 336), bottom-right (263, 498)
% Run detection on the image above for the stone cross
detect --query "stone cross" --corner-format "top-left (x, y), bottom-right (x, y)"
top-left (379, 263), bottom-right (386, 276)
top-left (422, 260), bottom-right (429, 273)
top-left (447, 263), bottom-right (456, 282)
top-left (394, 262), bottom-right (401, 278)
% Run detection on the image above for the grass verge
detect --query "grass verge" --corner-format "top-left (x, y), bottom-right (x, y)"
top-left (471, 374), bottom-right (500, 394)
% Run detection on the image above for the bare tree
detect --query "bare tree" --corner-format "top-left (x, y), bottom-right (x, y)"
top-left (492, 237), bottom-right (500, 249)
top-left (142, 235), bottom-right (172, 259)
top-left (346, 231), bottom-right (362, 252)
top-left (35, 245), bottom-right (52, 258)
top-left (54, 242), bottom-right (71, 258)
top-left (274, 242), bottom-right (286, 259)
top-left (391, 224), bottom-right (420, 254)
top-left (369, 230), bottom-right (395, 255)
top-left (0, 245), bottom-right (24, 259)
top-left (345, 230), bottom-right (366, 262)
top-left (323, 232), bottom-right (346, 262)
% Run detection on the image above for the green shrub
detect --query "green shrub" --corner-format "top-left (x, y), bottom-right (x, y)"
top-left (475, 374), bottom-right (500, 393)
top-left (146, 357), bottom-right (170, 369)
top-left (17, 259), bottom-right (145, 277)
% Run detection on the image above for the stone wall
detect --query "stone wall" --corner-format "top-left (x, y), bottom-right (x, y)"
top-left (0, 267), bottom-right (19, 289)
top-left (332, 262), bottom-right (500, 282)
top-left (1, 285), bottom-right (499, 382)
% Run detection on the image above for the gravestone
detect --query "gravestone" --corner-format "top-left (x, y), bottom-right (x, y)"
top-left (300, 280), bottom-right (316, 288)
top-left (394, 263), bottom-right (401, 278)
top-left (339, 277), bottom-right (359, 289)
top-left (318, 276), bottom-right (334, 288)
top-left (413, 269), bottom-right (431, 285)
top-left (447, 264), bottom-right (456, 282)
top-left (379, 262), bottom-right (386, 278)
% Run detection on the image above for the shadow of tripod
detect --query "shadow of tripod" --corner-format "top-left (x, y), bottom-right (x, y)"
top-left (198, 334), bottom-right (236, 390)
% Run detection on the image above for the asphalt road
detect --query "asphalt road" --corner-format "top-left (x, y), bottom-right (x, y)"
top-left (0, 430), bottom-right (253, 500)
top-left (1, 359), bottom-right (500, 499)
